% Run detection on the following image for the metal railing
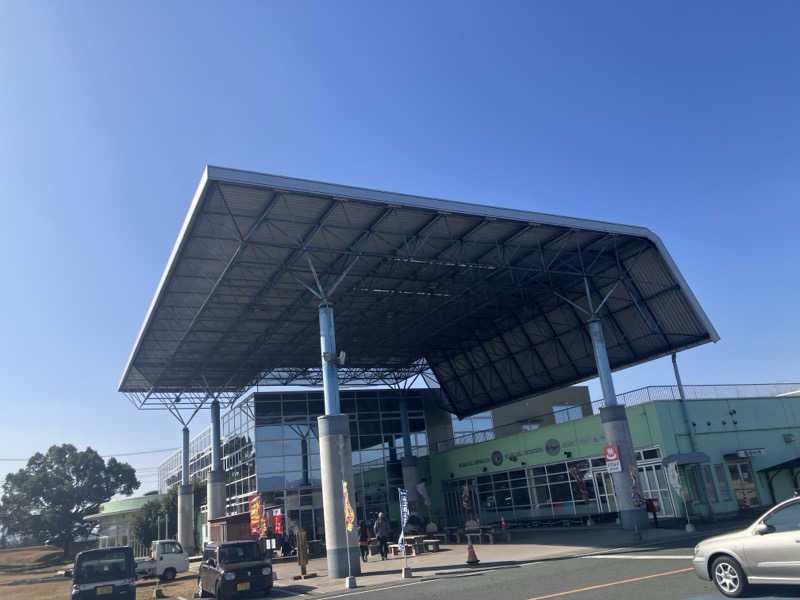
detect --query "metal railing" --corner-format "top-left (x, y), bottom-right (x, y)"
top-left (432, 383), bottom-right (800, 453)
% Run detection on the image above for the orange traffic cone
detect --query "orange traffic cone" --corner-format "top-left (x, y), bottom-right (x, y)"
top-left (466, 539), bottom-right (480, 566)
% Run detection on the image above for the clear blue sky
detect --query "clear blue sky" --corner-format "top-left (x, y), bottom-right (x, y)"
top-left (1, 1), bottom-right (798, 491)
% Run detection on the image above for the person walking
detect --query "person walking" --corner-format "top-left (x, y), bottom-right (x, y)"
top-left (373, 512), bottom-right (391, 560)
top-left (358, 520), bottom-right (371, 562)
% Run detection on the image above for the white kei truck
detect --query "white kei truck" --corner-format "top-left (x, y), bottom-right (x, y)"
top-left (135, 539), bottom-right (189, 581)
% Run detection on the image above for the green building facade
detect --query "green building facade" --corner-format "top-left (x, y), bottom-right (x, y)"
top-left (425, 392), bottom-right (800, 527)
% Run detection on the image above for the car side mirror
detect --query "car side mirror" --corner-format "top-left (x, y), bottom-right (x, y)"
top-left (755, 522), bottom-right (774, 535)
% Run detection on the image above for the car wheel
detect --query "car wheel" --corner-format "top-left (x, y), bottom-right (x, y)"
top-left (712, 555), bottom-right (748, 598)
top-left (161, 567), bottom-right (177, 582)
top-left (215, 581), bottom-right (227, 600)
top-left (197, 578), bottom-right (210, 598)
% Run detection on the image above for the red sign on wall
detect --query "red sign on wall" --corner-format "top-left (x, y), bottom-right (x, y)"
top-left (603, 444), bottom-right (621, 473)
top-left (273, 509), bottom-right (283, 535)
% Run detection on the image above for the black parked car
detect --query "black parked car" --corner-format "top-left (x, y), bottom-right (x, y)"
top-left (70, 546), bottom-right (135, 599)
top-left (198, 540), bottom-right (273, 599)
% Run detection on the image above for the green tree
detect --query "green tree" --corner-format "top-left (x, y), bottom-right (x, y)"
top-left (0, 444), bottom-right (139, 556)
top-left (131, 480), bottom-right (206, 548)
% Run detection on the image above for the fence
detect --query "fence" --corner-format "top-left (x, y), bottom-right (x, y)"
top-left (432, 383), bottom-right (800, 453)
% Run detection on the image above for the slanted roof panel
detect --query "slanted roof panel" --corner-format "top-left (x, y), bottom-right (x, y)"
top-left (120, 166), bottom-right (718, 417)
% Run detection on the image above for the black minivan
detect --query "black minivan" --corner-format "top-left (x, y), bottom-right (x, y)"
top-left (70, 546), bottom-right (136, 599)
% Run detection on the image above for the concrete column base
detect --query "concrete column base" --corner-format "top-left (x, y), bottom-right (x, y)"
top-left (318, 414), bottom-right (361, 579)
top-left (600, 405), bottom-right (650, 531)
top-left (206, 470), bottom-right (226, 537)
top-left (177, 485), bottom-right (194, 553)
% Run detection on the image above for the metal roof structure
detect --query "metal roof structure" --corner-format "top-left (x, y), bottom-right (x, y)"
top-left (120, 166), bottom-right (718, 418)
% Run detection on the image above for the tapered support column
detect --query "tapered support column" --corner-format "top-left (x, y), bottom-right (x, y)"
top-left (178, 426), bottom-right (194, 552)
top-left (399, 397), bottom-right (419, 505)
top-left (317, 301), bottom-right (360, 578)
top-left (207, 400), bottom-right (225, 537)
top-left (588, 317), bottom-right (649, 530)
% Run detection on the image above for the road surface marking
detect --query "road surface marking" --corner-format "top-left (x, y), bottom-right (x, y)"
top-left (584, 554), bottom-right (693, 560)
top-left (527, 567), bottom-right (694, 599)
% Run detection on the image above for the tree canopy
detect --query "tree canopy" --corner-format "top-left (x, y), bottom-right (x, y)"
top-left (0, 444), bottom-right (139, 554)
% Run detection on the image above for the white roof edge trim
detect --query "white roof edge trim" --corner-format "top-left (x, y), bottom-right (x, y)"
top-left (119, 167), bottom-right (212, 391)
top-left (120, 165), bottom-right (719, 392)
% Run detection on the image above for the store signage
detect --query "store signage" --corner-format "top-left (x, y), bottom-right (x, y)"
top-left (491, 451), bottom-right (504, 466)
top-left (273, 509), bottom-right (283, 535)
top-left (545, 439), bottom-right (561, 456)
top-left (342, 480), bottom-right (355, 532)
top-left (604, 444), bottom-right (622, 473)
top-left (736, 448), bottom-right (766, 457)
top-left (249, 494), bottom-right (262, 536)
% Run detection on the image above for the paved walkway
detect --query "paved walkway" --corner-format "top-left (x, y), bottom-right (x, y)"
top-left (263, 523), bottom-right (721, 598)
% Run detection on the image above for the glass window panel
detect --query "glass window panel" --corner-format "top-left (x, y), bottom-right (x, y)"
top-left (642, 448), bottom-right (660, 460)
top-left (256, 426), bottom-right (282, 441)
top-left (764, 502), bottom-right (800, 532)
top-left (284, 455), bottom-right (302, 471)
top-left (714, 464), bottom-right (732, 501)
top-left (531, 466), bottom-right (546, 477)
top-left (702, 465), bottom-right (718, 503)
top-left (550, 483), bottom-right (572, 503)
top-left (546, 463), bottom-right (567, 474)
top-left (256, 441), bottom-right (282, 457)
top-left (282, 439), bottom-right (302, 455)
top-left (308, 400), bottom-right (324, 416)
top-left (256, 456), bottom-right (283, 475)
top-left (340, 398), bottom-right (355, 413)
top-left (511, 487), bottom-right (531, 508)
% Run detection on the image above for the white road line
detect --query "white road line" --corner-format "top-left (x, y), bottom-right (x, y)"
top-left (584, 554), bottom-right (693, 560)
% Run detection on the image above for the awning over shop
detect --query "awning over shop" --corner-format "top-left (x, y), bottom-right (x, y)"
top-left (662, 452), bottom-right (710, 466)
top-left (758, 457), bottom-right (800, 473)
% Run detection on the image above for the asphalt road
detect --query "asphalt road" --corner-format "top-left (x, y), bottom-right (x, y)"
top-left (285, 540), bottom-right (800, 600)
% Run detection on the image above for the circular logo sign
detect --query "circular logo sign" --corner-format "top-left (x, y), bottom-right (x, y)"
top-left (491, 451), bottom-right (504, 466)
top-left (545, 439), bottom-right (561, 456)
top-left (603, 445), bottom-right (619, 462)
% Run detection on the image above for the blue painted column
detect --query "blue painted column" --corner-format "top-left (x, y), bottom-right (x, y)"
top-left (316, 300), bottom-right (360, 579)
top-left (587, 317), bottom-right (648, 530)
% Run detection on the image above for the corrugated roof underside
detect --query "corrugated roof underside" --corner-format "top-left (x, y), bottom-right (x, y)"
top-left (122, 174), bottom-right (714, 417)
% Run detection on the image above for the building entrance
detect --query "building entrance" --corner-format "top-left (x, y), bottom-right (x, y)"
top-left (727, 461), bottom-right (761, 509)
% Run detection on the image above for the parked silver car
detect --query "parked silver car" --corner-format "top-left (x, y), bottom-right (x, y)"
top-left (693, 496), bottom-right (800, 597)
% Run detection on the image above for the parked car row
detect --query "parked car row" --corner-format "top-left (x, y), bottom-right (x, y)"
top-left (67, 538), bottom-right (272, 600)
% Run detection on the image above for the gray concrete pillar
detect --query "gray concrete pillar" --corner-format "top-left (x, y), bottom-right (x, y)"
top-left (399, 397), bottom-right (419, 504)
top-left (178, 427), bottom-right (194, 551)
top-left (588, 317), bottom-right (649, 530)
top-left (207, 400), bottom-right (226, 534)
top-left (318, 414), bottom-right (361, 578)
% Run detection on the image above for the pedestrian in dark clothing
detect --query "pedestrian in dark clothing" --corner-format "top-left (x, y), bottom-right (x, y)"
top-left (358, 521), bottom-right (371, 562)
top-left (374, 512), bottom-right (391, 560)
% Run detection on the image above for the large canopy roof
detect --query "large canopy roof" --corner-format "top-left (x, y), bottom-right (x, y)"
top-left (120, 166), bottom-right (718, 418)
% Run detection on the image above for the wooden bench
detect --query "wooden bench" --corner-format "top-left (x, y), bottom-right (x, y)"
top-left (422, 539), bottom-right (441, 552)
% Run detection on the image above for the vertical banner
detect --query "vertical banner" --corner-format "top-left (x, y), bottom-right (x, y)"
top-left (342, 480), bottom-right (355, 532)
top-left (273, 508), bottom-right (283, 535)
top-left (249, 493), bottom-right (262, 536)
top-left (398, 488), bottom-right (409, 551)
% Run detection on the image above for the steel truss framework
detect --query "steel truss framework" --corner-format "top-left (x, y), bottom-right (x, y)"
top-left (120, 166), bottom-right (718, 418)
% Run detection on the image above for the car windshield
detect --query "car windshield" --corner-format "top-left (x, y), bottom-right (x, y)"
top-left (218, 543), bottom-right (261, 564)
top-left (75, 551), bottom-right (130, 583)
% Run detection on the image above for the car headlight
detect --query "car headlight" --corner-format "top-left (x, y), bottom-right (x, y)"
top-left (223, 572), bottom-right (236, 581)
top-left (261, 566), bottom-right (272, 575)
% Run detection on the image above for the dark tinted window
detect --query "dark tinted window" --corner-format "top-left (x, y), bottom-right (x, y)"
top-left (765, 502), bottom-right (800, 533)
top-left (76, 550), bottom-right (130, 583)
top-left (219, 543), bottom-right (261, 564)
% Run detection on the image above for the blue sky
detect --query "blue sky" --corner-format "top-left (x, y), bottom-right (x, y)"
top-left (1, 1), bottom-right (798, 491)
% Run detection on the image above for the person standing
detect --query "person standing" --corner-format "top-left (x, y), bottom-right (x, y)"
top-left (358, 520), bottom-right (371, 562)
top-left (373, 512), bottom-right (391, 560)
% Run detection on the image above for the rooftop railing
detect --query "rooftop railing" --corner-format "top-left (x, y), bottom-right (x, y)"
top-left (434, 383), bottom-right (800, 453)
